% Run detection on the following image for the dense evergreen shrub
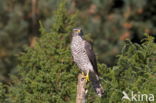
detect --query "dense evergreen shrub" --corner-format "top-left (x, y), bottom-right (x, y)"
top-left (0, 1), bottom-right (155, 103)
top-left (8, 2), bottom-right (78, 103)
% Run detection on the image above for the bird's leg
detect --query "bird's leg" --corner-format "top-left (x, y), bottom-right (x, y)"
top-left (81, 71), bottom-right (90, 82)
top-left (85, 72), bottom-right (90, 82)
top-left (81, 72), bottom-right (85, 76)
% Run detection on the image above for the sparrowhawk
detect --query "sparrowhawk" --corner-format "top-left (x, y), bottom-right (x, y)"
top-left (71, 28), bottom-right (104, 97)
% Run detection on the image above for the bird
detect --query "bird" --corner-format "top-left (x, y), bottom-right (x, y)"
top-left (71, 28), bottom-right (104, 97)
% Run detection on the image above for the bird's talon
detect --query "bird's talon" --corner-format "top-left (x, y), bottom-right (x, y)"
top-left (81, 72), bottom-right (89, 82)
top-left (82, 72), bottom-right (85, 76)
top-left (85, 73), bottom-right (90, 82)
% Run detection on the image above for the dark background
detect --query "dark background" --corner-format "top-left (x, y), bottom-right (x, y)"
top-left (0, 0), bottom-right (156, 81)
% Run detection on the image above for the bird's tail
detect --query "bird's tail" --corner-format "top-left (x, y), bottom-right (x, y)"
top-left (90, 72), bottom-right (104, 97)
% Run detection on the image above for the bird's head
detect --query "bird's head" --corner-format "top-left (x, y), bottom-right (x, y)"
top-left (72, 28), bottom-right (83, 37)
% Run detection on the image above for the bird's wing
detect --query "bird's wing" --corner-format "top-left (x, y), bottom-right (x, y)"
top-left (84, 41), bottom-right (99, 75)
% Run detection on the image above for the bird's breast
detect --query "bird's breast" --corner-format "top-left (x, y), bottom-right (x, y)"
top-left (71, 37), bottom-right (84, 53)
top-left (71, 37), bottom-right (93, 72)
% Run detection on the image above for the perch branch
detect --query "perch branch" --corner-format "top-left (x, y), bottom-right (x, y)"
top-left (76, 73), bottom-right (87, 103)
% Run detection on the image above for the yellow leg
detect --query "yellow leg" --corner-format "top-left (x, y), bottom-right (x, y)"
top-left (82, 72), bottom-right (85, 76)
top-left (81, 72), bottom-right (90, 82)
top-left (85, 72), bottom-right (90, 82)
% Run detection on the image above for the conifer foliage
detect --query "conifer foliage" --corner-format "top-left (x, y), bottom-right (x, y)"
top-left (99, 34), bottom-right (156, 103)
top-left (84, 34), bottom-right (156, 103)
top-left (0, 1), bottom-right (155, 103)
top-left (8, 2), bottom-right (78, 103)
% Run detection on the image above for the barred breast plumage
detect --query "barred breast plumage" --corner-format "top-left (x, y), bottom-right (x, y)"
top-left (71, 28), bottom-right (104, 97)
top-left (71, 35), bottom-right (93, 73)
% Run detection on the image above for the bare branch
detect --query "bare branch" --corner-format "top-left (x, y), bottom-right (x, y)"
top-left (76, 73), bottom-right (87, 103)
